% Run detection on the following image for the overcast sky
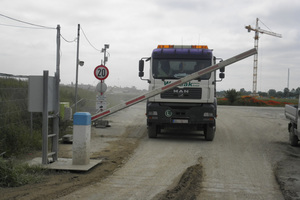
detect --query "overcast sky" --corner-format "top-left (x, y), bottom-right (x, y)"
top-left (1, 0), bottom-right (299, 92)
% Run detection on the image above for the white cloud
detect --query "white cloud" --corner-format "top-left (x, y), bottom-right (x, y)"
top-left (0, 0), bottom-right (299, 92)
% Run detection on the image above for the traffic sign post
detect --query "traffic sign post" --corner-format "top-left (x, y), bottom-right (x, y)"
top-left (94, 65), bottom-right (109, 113)
top-left (96, 81), bottom-right (107, 95)
top-left (94, 65), bottom-right (109, 81)
top-left (96, 94), bottom-right (107, 111)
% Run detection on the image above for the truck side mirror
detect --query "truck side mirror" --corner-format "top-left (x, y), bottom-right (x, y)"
top-left (138, 58), bottom-right (151, 83)
top-left (139, 60), bottom-right (144, 72)
top-left (219, 72), bottom-right (225, 79)
top-left (139, 60), bottom-right (144, 77)
top-left (220, 67), bottom-right (225, 73)
top-left (139, 71), bottom-right (144, 77)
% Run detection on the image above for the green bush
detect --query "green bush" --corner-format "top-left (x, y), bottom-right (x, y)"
top-left (0, 157), bottom-right (45, 187)
top-left (0, 124), bottom-right (42, 157)
top-left (225, 89), bottom-right (239, 104)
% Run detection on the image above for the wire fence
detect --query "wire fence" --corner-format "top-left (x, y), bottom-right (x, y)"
top-left (0, 75), bottom-right (45, 156)
top-left (0, 72), bottom-right (145, 156)
top-left (0, 74), bottom-right (100, 132)
top-left (0, 76), bottom-right (31, 130)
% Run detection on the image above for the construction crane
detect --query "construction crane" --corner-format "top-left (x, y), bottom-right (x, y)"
top-left (245, 18), bottom-right (282, 95)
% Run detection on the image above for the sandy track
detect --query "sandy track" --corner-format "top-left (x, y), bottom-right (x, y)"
top-left (3, 104), bottom-right (298, 200)
top-left (59, 105), bottom-right (294, 200)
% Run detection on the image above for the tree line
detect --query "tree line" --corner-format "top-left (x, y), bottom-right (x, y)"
top-left (217, 87), bottom-right (300, 98)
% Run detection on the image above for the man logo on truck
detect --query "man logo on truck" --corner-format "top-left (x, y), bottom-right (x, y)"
top-left (165, 110), bottom-right (172, 118)
top-left (173, 89), bottom-right (189, 97)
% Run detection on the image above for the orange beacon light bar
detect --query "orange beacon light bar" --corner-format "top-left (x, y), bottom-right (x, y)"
top-left (157, 45), bottom-right (208, 49)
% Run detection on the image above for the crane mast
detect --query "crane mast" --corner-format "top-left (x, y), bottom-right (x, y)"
top-left (245, 18), bottom-right (282, 95)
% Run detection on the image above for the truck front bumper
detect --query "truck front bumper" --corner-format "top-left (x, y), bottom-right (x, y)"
top-left (146, 102), bottom-right (216, 128)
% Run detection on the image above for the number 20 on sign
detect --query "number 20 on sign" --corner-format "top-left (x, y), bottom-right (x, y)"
top-left (94, 65), bottom-right (109, 81)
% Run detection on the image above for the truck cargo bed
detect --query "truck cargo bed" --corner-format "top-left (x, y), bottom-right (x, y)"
top-left (285, 104), bottom-right (298, 122)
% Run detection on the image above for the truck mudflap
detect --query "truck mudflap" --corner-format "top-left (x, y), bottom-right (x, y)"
top-left (288, 123), bottom-right (299, 146)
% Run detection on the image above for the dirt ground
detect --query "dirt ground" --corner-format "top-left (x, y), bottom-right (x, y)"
top-left (152, 163), bottom-right (203, 200)
top-left (1, 122), bottom-right (204, 200)
top-left (275, 144), bottom-right (300, 200)
top-left (1, 125), bottom-right (142, 200)
top-left (1, 105), bottom-right (300, 200)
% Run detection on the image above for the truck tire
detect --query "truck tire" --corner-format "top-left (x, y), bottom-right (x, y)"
top-left (204, 125), bottom-right (215, 141)
top-left (148, 125), bottom-right (159, 138)
top-left (289, 127), bottom-right (299, 146)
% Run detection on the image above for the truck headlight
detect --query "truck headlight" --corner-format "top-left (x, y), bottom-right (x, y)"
top-left (204, 112), bottom-right (213, 117)
top-left (148, 111), bottom-right (158, 116)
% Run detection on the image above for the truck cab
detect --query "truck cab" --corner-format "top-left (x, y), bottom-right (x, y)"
top-left (139, 45), bottom-right (223, 140)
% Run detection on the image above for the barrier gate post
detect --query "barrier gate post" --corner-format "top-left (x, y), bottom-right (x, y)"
top-left (73, 112), bottom-right (91, 165)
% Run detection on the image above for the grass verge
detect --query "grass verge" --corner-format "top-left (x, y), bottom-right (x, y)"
top-left (0, 157), bottom-right (46, 187)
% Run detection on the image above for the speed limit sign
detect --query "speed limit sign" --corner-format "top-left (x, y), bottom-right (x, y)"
top-left (94, 65), bottom-right (109, 80)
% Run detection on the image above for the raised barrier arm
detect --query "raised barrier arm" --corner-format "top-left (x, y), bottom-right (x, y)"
top-left (92, 48), bottom-right (257, 121)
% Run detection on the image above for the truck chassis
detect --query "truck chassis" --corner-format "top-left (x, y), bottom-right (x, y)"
top-left (285, 104), bottom-right (300, 146)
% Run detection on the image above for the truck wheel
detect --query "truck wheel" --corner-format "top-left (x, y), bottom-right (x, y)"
top-left (204, 125), bottom-right (215, 141)
top-left (148, 125), bottom-right (159, 138)
top-left (289, 127), bottom-right (299, 146)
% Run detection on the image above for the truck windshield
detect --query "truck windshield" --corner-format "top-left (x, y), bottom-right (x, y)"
top-left (152, 59), bottom-right (211, 80)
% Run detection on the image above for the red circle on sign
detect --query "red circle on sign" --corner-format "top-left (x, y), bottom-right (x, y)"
top-left (94, 65), bottom-right (109, 80)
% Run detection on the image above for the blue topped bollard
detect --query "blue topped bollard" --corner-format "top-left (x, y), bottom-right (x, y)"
top-left (72, 112), bottom-right (91, 165)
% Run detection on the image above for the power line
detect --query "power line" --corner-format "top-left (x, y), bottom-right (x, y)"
top-left (80, 26), bottom-right (102, 52)
top-left (0, 13), bottom-right (56, 29)
top-left (60, 34), bottom-right (77, 43)
top-left (0, 23), bottom-right (48, 29)
top-left (0, 73), bottom-right (29, 78)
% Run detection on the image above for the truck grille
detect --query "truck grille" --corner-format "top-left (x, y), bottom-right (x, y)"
top-left (161, 87), bottom-right (202, 99)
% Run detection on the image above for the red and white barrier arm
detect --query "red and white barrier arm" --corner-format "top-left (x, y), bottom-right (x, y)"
top-left (91, 48), bottom-right (257, 121)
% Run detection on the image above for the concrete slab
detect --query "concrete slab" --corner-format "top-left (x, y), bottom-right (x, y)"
top-left (28, 157), bottom-right (102, 171)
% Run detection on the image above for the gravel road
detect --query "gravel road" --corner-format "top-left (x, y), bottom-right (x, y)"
top-left (58, 104), bottom-right (299, 200)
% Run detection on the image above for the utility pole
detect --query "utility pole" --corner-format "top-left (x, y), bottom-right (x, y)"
top-left (52, 24), bottom-right (60, 162)
top-left (75, 24), bottom-right (80, 113)
top-left (245, 18), bottom-right (282, 95)
top-left (287, 68), bottom-right (290, 90)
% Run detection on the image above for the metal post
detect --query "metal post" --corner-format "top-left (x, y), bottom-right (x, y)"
top-left (56, 25), bottom-right (60, 84)
top-left (30, 112), bottom-right (33, 137)
top-left (52, 24), bottom-right (61, 162)
top-left (75, 24), bottom-right (80, 113)
top-left (42, 70), bottom-right (49, 165)
top-left (287, 68), bottom-right (290, 90)
top-left (98, 44), bottom-right (109, 112)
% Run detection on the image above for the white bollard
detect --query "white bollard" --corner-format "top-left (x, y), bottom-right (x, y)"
top-left (72, 112), bottom-right (91, 165)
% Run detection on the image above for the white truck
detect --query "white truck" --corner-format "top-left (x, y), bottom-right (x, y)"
top-left (285, 98), bottom-right (300, 146)
top-left (139, 45), bottom-right (224, 140)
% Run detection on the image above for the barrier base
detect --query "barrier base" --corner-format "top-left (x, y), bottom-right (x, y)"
top-left (28, 157), bottom-right (102, 171)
